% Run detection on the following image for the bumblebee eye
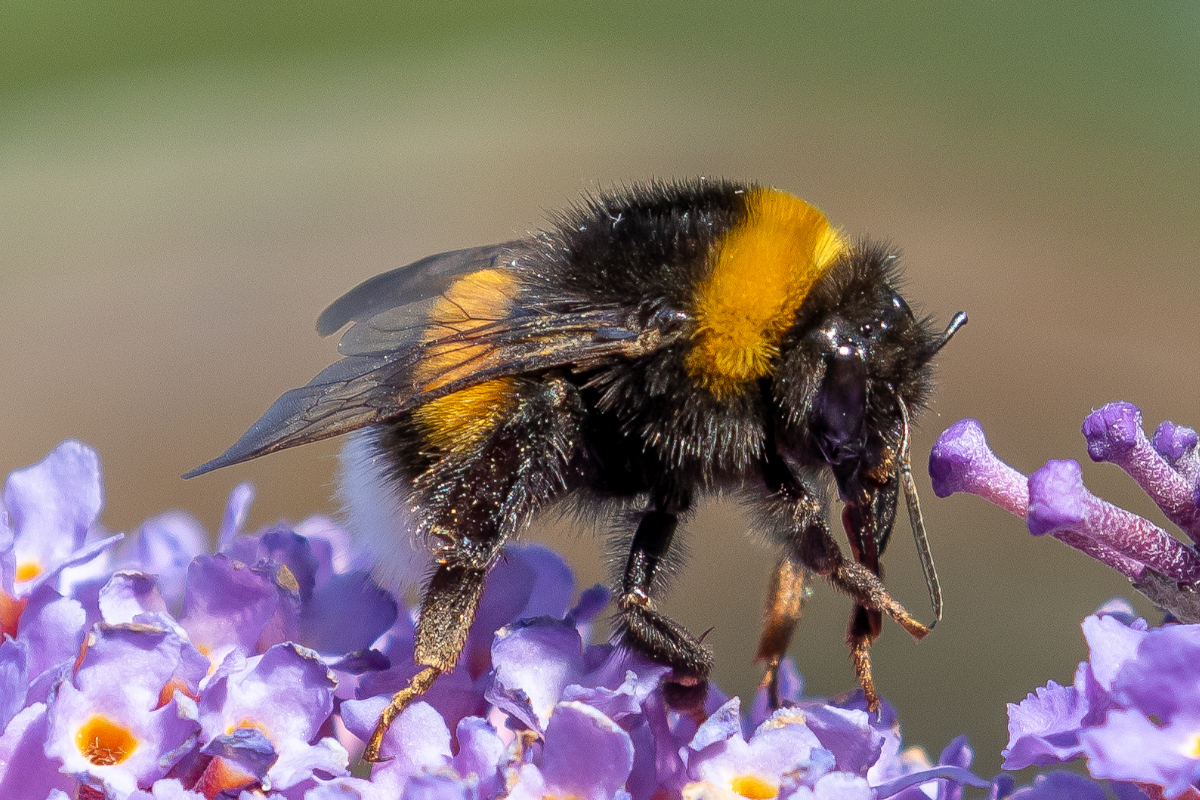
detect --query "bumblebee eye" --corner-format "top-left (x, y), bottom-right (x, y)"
top-left (810, 341), bottom-right (868, 465)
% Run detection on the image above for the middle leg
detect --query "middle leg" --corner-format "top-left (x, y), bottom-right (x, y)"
top-left (616, 498), bottom-right (713, 710)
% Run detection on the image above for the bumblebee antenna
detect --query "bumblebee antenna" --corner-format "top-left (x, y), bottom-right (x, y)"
top-left (929, 311), bottom-right (968, 358)
top-left (897, 397), bottom-right (942, 626)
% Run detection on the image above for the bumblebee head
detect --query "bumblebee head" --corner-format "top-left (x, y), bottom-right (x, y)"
top-left (773, 245), bottom-right (966, 613)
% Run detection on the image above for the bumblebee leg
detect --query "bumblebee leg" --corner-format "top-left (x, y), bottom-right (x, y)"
top-left (761, 457), bottom-right (927, 713)
top-left (754, 555), bottom-right (809, 708)
top-left (364, 377), bottom-right (582, 761)
top-left (617, 504), bottom-right (713, 711)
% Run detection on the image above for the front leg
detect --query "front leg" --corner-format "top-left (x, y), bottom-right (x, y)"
top-left (756, 456), bottom-right (928, 712)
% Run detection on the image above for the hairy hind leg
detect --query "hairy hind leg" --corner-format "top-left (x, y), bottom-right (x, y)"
top-left (364, 377), bottom-right (582, 761)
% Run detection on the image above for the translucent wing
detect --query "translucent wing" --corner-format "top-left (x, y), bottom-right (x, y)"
top-left (316, 242), bottom-right (521, 340)
top-left (186, 245), bottom-right (686, 477)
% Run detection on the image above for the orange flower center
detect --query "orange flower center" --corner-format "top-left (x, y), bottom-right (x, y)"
top-left (14, 561), bottom-right (42, 582)
top-left (76, 715), bottom-right (138, 766)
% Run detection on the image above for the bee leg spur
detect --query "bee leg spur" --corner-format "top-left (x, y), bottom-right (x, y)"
top-left (617, 507), bottom-right (713, 712)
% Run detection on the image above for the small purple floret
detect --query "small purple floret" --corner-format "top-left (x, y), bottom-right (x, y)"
top-left (1026, 460), bottom-right (1086, 537)
top-left (1153, 421), bottom-right (1200, 484)
top-left (929, 419), bottom-right (1029, 516)
top-left (1082, 402), bottom-right (1142, 463)
top-left (1154, 421), bottom-right (1199, 461)
top-left (1027, 460), bottom-right (1200, 583)
top-left (1083, 403), bottom-right (1200, 542)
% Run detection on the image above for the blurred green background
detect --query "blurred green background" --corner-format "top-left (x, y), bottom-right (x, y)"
top-left (3, 1), bottom-right (1198, 780)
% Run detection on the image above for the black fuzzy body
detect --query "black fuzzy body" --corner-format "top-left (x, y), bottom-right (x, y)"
top-left (190, 180), bottom-right (961, 752)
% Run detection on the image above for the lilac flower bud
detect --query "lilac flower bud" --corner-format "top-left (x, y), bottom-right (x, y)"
top-left (1082, 403), bottom-right (1200, 543)
top-left (929, 419), bottom-right (1029, 516)
top-left (1152, 420), bottom-right (1200, 484)
top-left (1027, 460), bottom-right (1200, 583)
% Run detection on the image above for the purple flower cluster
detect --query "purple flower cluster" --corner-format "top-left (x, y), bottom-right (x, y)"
top-left (1005, 600), bottom-right (1200, 800)
top-left (930, 403), bottom-right (1200, 621)
top-left (930, 403), bottom-right (1200, 798)
top-left (1, 440), bottom-right (998, 799)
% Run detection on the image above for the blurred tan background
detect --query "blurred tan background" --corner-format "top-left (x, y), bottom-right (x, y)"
top-left (3, 2), bottom-right (1197, 778)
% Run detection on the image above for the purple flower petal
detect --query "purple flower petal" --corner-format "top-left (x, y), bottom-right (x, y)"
top-left (4, 441), bottom-right (104, 591)
top-left (399, 772), bottom-right (474, 800)
top-left (267, 735), bottom-right (349, 791)
top-left (306, 776), bottom-right (390, 800)
top-left (797, 704), bottom-right (883, 774)
top-left (487, 616), bottom-right (586, 732)
top-left (0, 703), bottom-right (76, 799)
top-left (808, 771), bottom-right (873, 800)
top-left (299, 570), bottom-right (398, 656)
top-left (511, 546), bottom-right (576, 620)
top-left (1002, 679), bottom-right (1087, 769)
top-left (201, 726), bottom-right (277, 779)
top-left (1004, 771), bottom-right (1111, 800)
top-left (689, 696), bottom-right (743, 751)
top-left (452, 716), bottom-right (507, 799)
top-left (127, 779), bottom-right (208, 799)
top-left (98, 571), bottom-right (169, 624)
top-left (569, 584), bottom-right (611, 626)
top-left (1083, 403), bottom-right (1200, 542)
top-left (16, 584), bottom-right (86, 683)
top-left (1079, 708), bottom-right (1200, 794)
top-left (0, 638), bottom-right (28, 731)
top-left (217, 483), bottom-right (255, 550)
top-left (540, 701), bottom-right (635, 800)
top-left (254, 527), bottom-right (320, 604)
top-left (1081, 609), bottom-right (1148, 691)
top-left (132, 512), bottom-right (208, 610)
top-left (1110, 623), bottom-right (1200, 721)
top-left (127, 778), bottom-right (208, 799)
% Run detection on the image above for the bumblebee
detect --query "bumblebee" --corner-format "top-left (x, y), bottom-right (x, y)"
top-left (188, 179), bottom-right (966, 760)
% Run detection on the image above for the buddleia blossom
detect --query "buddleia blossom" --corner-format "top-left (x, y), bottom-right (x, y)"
top-left (930, 404), bottom-right (1200, 798)
top-left (0, 441), bottom-right (991, 798)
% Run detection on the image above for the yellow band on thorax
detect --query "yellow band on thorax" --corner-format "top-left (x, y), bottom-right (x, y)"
top-left (686, 188), bottom-right (846, 396)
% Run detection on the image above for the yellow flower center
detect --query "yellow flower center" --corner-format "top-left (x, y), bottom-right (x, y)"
top-left (731, 774), bottom-right (779, 799)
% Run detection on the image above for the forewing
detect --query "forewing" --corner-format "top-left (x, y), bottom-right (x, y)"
top-left (183, 352), bottom-right (415, 477)
top-left (187, 294), bottom-right (685, 478)
top-left (316, 242), bottom-right (521, 340)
